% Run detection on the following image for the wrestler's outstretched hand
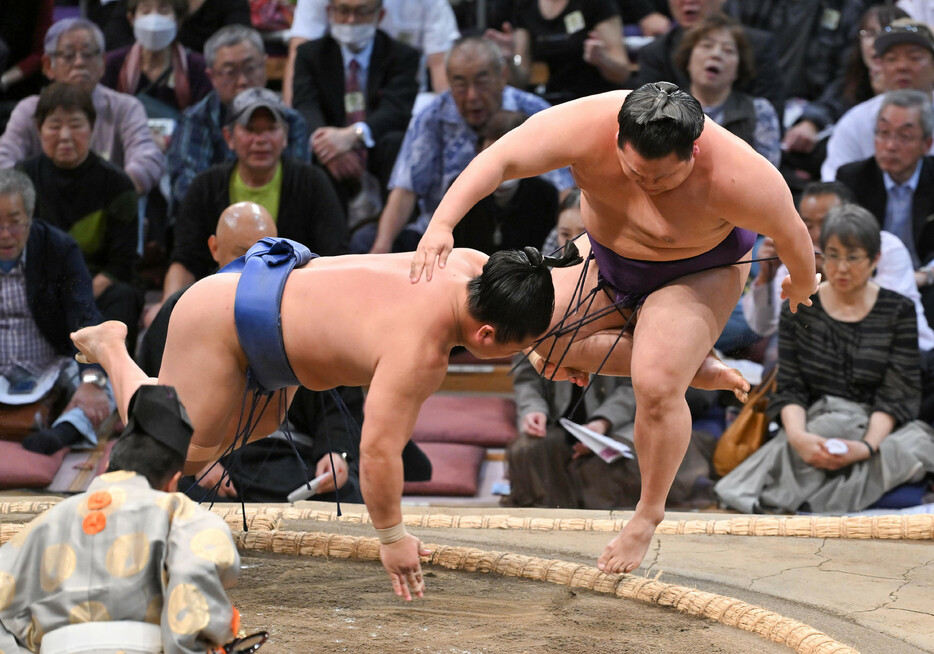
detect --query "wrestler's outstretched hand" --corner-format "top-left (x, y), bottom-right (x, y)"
top-left (411, 228), bottom-right (455, 283)
top-left (780, 272), bottom-right (821, 313)
top-left (71, 320), bottom-right (129, 364)
top-left (380, 534), bottom-right (431, 601)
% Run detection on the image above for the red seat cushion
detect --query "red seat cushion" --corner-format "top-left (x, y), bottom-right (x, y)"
top-left (413, 395), bottom-right (517, 448)
top-left (403, 442), bottom-right (486, 496)
top-left (0, 441), bottom-right (67, 489)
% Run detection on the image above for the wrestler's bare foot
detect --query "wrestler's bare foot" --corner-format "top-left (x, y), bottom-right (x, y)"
top-left (70, 321), bottom-right (129, 364)
top-left (691, 353), bottom-right (749, 403)
top-left (597, 508), bottom-right (662, 575)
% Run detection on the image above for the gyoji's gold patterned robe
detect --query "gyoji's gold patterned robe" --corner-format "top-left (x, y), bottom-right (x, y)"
top-left (0, 471), bottom-right (240, 653)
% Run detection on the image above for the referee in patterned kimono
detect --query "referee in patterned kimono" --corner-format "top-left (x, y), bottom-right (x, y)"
top-left (0, 385), bottom-right (243, 654)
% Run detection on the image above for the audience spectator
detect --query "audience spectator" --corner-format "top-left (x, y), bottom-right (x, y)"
top-left (822, 19), bottom-right (934, 181)
top-left (721, 0), bottom-right (863, 154)
top-left (284, 0), bottom-right (460, 100)
top-left (360, 37), bottom-right (575, 254)
top-left (779, 4), bottom-right (910, 186)
top-left (492, 0), bottom-right (632, 104)
top-left (0, 169), bottom-right (116, 456)
top-left (453, 111), bottom-right (558, 253)
top-left (0, 0), bottom-right (54, 119)
top-left (102, 0), bottom-right (213, 122)
top-left (633, 1), bottom-right (785, 123)
top-left (0, 18), bottom-right (163, 195)
top-left (17, 83), bottom-right (142, 350)
top-left (291, 0), bottom-right (420, 223)
top-left (716, 204), bottom-right (934, 514)
top-left (841, 5), bottom-right (911, 112)
top-left (150, 87), bottom-right (346, 324)
top-left (673, 13), bottom-right (781, 167)
top-left (616, 0), bottom-right (670, 37)
top-left (837, 90), bottom-right (934, 333)
top-left (136, 200), bottom-right (366, 504)
top-left (505, 352), bottom-right (637, 508)
top-left (164, 24), bottom-right (309, 213)
top-left (91, 0), bottom-right (252, 54)
top-left (742, 181), bottom-right (934, 420)
top-left (837, 90), bottom-right (934, 270)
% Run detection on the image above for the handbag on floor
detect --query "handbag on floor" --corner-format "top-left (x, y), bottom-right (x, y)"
top-left (713, 366), bottom-right (778, 478)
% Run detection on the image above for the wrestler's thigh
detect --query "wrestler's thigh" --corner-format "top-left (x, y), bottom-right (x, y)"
top-left (630, 261), bottom-right (750, 388)
top-left (158, 278), bottom-right (248, 459)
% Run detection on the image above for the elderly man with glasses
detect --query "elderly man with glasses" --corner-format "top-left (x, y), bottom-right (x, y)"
top-left (0, 18), bottom-right (163, 196)
top-left (164, 24), bottom-right (310, 223)
top-left (0, 169), bottom-right (115, 455)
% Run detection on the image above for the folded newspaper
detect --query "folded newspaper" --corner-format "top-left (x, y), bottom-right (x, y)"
top-left (559, 418), bottom-right (634, 464)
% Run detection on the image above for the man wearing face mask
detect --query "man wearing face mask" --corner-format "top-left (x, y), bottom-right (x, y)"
top-left (102, 0), bottom-right (213, 120)
top-left (291, 0), bottom-right (420, 231)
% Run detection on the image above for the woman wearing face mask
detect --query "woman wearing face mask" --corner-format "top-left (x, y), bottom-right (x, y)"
top-left (102, 0), bottom-right (212, 122)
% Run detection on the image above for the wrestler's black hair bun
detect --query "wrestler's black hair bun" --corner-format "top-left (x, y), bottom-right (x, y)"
top-left (542, 241), bottom-right (583, 269)
top-left (523, 246), bottom-right (544, 268)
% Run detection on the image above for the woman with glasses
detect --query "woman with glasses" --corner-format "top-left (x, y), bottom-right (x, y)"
top-left (716, 203), bottom-right (934, 515)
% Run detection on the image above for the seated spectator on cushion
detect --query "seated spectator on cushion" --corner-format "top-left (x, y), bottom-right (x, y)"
top-left (716, 203), bottom-right (934, 514)
top-left (0, 169), bottom-right (116, 455)
top-left (17, 83), bottom-right (143, 350)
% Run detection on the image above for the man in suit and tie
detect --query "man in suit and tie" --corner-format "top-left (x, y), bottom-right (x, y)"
top-left (837, 88), bottom-right (934, 324)
top-left (291, 0), bottom-right (420, 221)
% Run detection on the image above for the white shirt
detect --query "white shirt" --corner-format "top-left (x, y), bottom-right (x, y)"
top-left (821, 91), bottom-right (934, 181)
top-left (742, 230), bottom-right (934, 351)
top-left (291, 0), bottom-right (459, 53)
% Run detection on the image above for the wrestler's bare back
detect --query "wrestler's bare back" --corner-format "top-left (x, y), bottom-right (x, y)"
top-left (172, 249), bottom-right (488, 391)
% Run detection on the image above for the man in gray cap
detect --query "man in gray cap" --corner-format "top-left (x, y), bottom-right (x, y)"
top-left (146, 85), bottom-right (347, 326)
top-left (0, 385), bottom-right (243, 654)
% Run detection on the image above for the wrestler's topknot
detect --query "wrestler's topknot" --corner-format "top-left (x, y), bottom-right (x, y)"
top-left (616, 82), bottom-right (704, 161)
top-left (523, 246), bottom-right (544, 268)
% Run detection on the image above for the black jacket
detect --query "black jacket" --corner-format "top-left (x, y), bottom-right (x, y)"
top-left (170, 157), bottom-right (348, 279)
top-left (292, 30), bottom-right (419, 142)
top-left (25, 220), bottom-right (103, 356)
top-left (837, 156), bottom-right (934, 265)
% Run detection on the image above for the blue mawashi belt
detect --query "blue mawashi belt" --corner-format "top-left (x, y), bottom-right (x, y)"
top-left (220, 237), bottom-right (317, 394)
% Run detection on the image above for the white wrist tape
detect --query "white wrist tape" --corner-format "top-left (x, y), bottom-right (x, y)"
top-left (375, 521), bottom-right (408, 545)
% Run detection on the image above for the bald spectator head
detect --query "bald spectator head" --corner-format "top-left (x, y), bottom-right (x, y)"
top-left (208, 202), bottom-right (277, 267)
